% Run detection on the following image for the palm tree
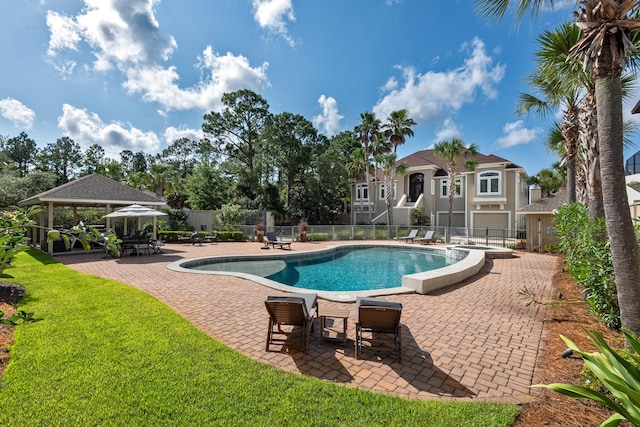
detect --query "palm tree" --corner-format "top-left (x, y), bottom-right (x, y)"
top-left (376, 152), bottom-right (407, 233)
top-left (346, 147), bottom-right (370, 224)
top-left (354, 112), bottom-right (381, 223)
top-left (476, 0), bottom-right (640, 335)
top-left (516, 23), bottom-right (585, 204)
top-left (529, 165), bottom-right (564, 197)
top-left (384, 109), bottom-right (417, 154)
top-left (434, 138), bottom-right (478, 237)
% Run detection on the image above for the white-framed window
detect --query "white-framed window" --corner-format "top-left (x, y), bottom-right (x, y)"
top-left (440, 178), bottom-right (462, 198)
top-left (478, 171), bottom-right (501, 195)
top-left (356, 184), bottom-right (369, 201)
top-left (379, 183), bottom-right (396, 200)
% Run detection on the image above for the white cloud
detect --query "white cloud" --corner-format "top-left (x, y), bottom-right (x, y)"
top-left (46, 11), bottom-right (81, 55)
top-left (252, 0), bottom-right (296, 47)
top-left (122, 47), bottom-right (268, 113)
top-left (434, 118), bottom-right (461, 142)
top-left (313, 95), bottom-right (344, 136)
top-left (0, 98), bottom-right (36, 129)
top-left (164, 126), bottom-right (204, 144)
top-left (373, 37), bottom-right (505, 124)
top-left (58, 103), bottom-right (160, 158)
top-left (46, 0), bottom-right (269, 112)
top-left (496, 120), bottom-right (542, 148)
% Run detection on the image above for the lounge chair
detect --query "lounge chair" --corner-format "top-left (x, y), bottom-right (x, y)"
top-left (265, 232), bottom-right (292, 250)
top-left (415, 230), bottom-right (436, 245)
top-left (265, 293), bottom-right (318, 352)
top-left (398, 229), bottom-right (419, 243)
top-left (355, 296), bottom-right (403, 361)
top-left (189, 232), bottom-right (204, 246)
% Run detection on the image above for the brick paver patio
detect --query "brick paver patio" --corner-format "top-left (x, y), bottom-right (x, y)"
top-left (56, 241), bottom-right (556, 403)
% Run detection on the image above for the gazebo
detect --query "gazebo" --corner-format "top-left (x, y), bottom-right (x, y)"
top-left (18, 173), bottom-right (164, 254)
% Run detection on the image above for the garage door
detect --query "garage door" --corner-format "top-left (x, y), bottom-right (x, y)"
top-left (473, 213), bottom-right (508, 230)
top-left (437, 212), bottom-right (465, 228)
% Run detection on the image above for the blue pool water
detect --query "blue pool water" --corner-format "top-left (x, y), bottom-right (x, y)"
top-left (186, 246), bottom-right (457, 292)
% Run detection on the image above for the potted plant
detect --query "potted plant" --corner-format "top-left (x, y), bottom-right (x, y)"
top-left (298, 219), bottom-right (308, 242)
top-left (255, 220), bottom-right (265, 242)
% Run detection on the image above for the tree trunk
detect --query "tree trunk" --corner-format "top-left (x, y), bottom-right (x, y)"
top-left (581, 91), bottom-right (605, 220)
top-left (385, 172), bottom-right (394, 237)
top-left (562, 106), bottom-right (580, 204)
top-left (447, 173), bottom-right (455, 230)
top-left (596, 76), bottom-right (640, 335)
top-left (364, 147), bottom-right (372, 224)
top-left (566, 161), bottom-right (576, 204)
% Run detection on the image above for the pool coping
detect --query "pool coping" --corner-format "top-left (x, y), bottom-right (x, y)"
top-left (167, 243), bottom-right (487, 302)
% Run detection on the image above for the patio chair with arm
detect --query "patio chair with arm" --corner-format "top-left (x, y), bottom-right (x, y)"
top-left (265, 293), bottom-right (318, 352)
top-left (355, 296), bottom-right (403, 361)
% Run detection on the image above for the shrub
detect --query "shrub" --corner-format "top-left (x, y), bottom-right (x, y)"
top-left (219, 204), bottom-right (241, 231)
top-left (507, 240), bottom-right (526, 250)
top-left (535, 329), bottom-right (640, 426)
top-left (216, 231), bottom-right (243, 241)
top-left (555, 203), bottom-right (619, 328)
top-left (53, 207), bottom-right (105, 229)
top-left (166, 209), bottom-right (191, 231)
top-left (411, 207), bottom-right (430, 226)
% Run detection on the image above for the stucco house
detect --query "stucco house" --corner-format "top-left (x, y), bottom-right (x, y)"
top-left (351, 149), bottom-right (529, 232)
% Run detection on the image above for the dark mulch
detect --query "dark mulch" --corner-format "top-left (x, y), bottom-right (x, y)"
top-left (514, 256), bottom-right (627, 426)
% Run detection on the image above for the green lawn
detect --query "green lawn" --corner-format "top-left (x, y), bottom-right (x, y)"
top-left (0, 250), bottom-right (520, 426)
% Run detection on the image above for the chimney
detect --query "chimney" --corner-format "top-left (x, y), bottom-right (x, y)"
top-left (529, 185), bottom-right (542, 204)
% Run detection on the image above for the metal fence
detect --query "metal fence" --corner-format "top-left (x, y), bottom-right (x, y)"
top-left (235, 225), bottom-right (526, 248)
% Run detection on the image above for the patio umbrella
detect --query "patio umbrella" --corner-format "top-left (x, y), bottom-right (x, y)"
top-left (105, 204), bottom-right (167, 218)
top-left (105, 204), bottom-right (167, 238)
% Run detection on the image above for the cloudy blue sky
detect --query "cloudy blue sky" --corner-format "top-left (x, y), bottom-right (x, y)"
top-left (0, 0), bottom-right (638, 177)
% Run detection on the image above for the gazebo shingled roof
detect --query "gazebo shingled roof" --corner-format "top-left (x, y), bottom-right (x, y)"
top-left (18, 173), bottom-right (163, 255)
top-left (18, 173), bottom-right (162, 208)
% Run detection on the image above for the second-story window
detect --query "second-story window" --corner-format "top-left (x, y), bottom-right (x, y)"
top-left (379, 183), bottom-right (397, 200)
top-left (356, 184), bottom-right (369, 201)
top-left (440, 178), bottom-right (462, 198)
top-left (478, 171), bottom-right (501, 195)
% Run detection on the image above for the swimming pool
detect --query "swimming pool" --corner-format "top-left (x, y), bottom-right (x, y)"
top-left (185, 246), bottom-right (454, 291)
top-left (168, 244), bottom-right (487, 301)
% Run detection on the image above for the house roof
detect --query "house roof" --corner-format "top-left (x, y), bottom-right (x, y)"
top-left (397, 149), bottom-right (522, 173)
top-left (518, 188), bottom-right (569, 214)
top-left (18, 173), bottom-right (163, 207)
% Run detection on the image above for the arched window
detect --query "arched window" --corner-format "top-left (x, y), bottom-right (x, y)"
top-left (477, 171), bottom-right (501, 195)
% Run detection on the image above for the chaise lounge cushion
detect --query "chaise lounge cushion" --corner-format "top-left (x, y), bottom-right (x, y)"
top-left (266, 293), bottom-right (317, 318)
top-left (356, 296), bottom-right (402, 310)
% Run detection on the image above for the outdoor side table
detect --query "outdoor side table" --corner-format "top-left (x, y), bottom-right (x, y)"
top-left (319, 305), bottom-right (349, 344)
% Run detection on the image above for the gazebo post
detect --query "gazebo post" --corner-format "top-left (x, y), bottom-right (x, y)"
top-left (106, 203), bottom-right (111, 231)
top-left (38, 204), bottom-right (45, 249)
top-left (153, 216), bottom-right (158, 240)
top-left (47, 201), bottom-right (54, 255)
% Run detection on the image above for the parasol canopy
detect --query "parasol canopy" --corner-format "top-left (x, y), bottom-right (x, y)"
top-left (105, 204), bottom-right (167, 239)
top-left (104, 204), bottom-right (167, 218)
